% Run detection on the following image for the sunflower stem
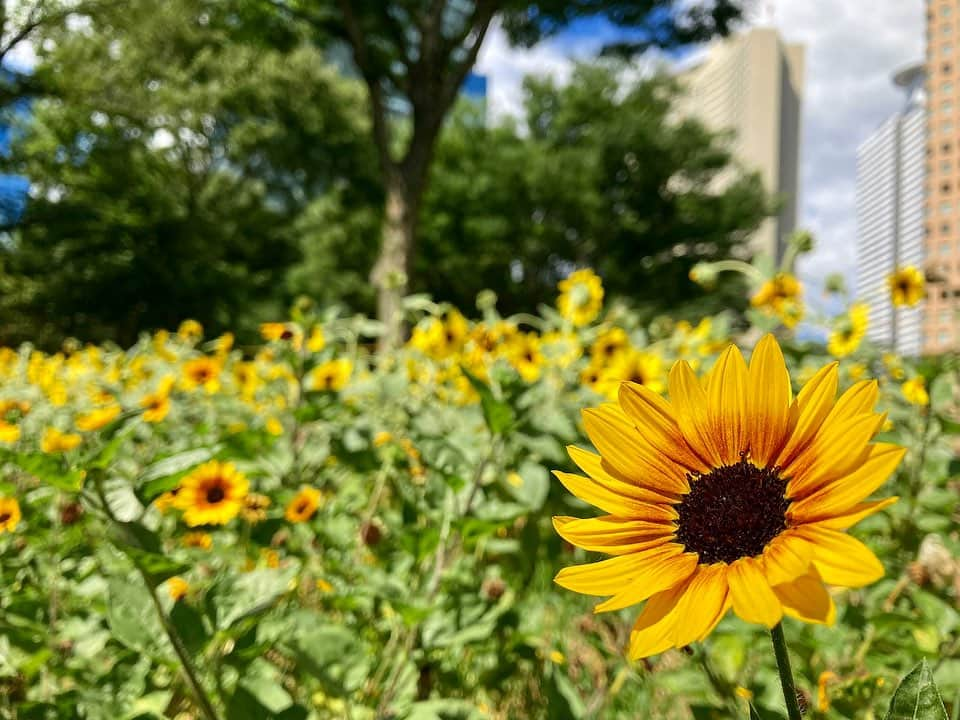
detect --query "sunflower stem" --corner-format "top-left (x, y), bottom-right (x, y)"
top-left (770, 623), bottom-right (803, 720)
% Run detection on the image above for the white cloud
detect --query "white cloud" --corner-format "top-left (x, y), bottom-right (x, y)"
top-left (767, 0), bottom-right (924, 305)
top-left (477, 2), bottom-right (925, 312)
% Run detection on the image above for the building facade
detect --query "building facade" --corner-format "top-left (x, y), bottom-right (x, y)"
top-left (677, 28), bottom-right (805, 263)
top-left (856, 66), bottom-right (926, 357)
top-left (925, 1), bottom-right (960, 353)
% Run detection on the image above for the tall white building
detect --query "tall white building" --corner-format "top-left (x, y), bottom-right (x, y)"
top-left (677, 28), bottom-right (805, 262)
top-left (856, 64), bottom-right (926, 356)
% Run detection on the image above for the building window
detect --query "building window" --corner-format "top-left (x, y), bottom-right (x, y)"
top-left (944, 121), bottom-right (955, 133)
top-left (941, 160), bottom-right (952, 172)
top-left (945, 43), bottom-right (955, 56)
top-left (942, 223), bottom-right (951, 234)
top-left (943, 182), bottom-right (952, 193)
top-left (944, 62), bottom-right (953, 74)
top-left (942, 310), bottom-right (952, 322)
top-left (944, 142), bottom-right (953, 153)
top-left (940, 330), bottom-right (950, 343)
top-left (944, 99), bottom-right (954, 111)
top-left (943, 4), bottom-right (953, 17)
top-left (945, 82), bottom-right (956, 94)
top-left (941, 201), bottom-right (953, 213)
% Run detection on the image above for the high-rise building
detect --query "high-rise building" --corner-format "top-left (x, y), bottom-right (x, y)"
top-left (677, 28), bottom-right (805, 262)
top-left (856, 65), bottom-right (926, 357)
top-left (925, 0), bottom-right (960, 353)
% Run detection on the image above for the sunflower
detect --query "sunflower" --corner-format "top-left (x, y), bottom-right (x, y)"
top-left (174, 461), bottom-right (248, 526)
top-left (0, 421), bottom-right (19, 444)
top-left (507, 333), bottom-right (544, 383)
top-left (307, 326), bottom-right (326, 353)
top-left (591, 327), bottom-right (630, 363)
top-left (140, 390), bottom-right (171, 423)
top-left (827, 303), bottom-right (869, 358)
top-left (181, 357), bottom-right (222, 394)
top-left (285, 486), bottom-right (323, 523)
top-left (41, 427), bottom-right (82, 454)
top-left (0, 497), bottom-right (20, 533)
top-left (309, 358), bottom-right (352, 392)
top-left (182, 531), bottom-right (213, 549)
top-left (901, 377), bottom-right (929, 406)
top-left (751, 273), bottom-right (804, 328)
top-left (598, 348), bottom-right (666, 399)
top-left (888, 266), bottom-right (925, 307)
top-left (76, 403), bottom-right (121, 432)
top-left (241, 493), bottom-right (271, 523)
top-left (554, 334), bottom-right (903, 659)
top-left (557, 269), bottom-right (604, 327)
top-left (260, 322), bottom-right (303, 349)
top-left (177, 319), bottom-right (204, 343)
top-left (167, 576), bottom-right (189, 602)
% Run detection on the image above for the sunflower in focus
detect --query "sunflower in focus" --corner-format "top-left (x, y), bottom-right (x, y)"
top-left (557, 269), bottom-right (604, 327)
top-left (174, 461), bottom-right (248, 526)
top-left (0, 497), bottom-right (21, 533)
top-left (285, 486), bottom-right (323, 523)
top-left (827, 303), bottom-right (869, 358)
top-left (554, 335), bottom-right (903, 659)
top-left (751, 273), bottom-right (804, 328)
top-left (888, 266), bottom-right (925, 307)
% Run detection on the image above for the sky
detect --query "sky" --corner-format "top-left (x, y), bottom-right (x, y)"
top-left (475, 0), bottom-right (926, 307)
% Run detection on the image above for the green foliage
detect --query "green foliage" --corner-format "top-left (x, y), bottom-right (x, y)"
top-left (417, 66), bottom-right (769, 319)
top-left (884, 661), bottom-right (948, 720)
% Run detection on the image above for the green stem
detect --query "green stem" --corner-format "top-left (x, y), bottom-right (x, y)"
top-left (92, 473), bottom-right (222, 720)
top-left (770, 623), bottom-right (803, 720)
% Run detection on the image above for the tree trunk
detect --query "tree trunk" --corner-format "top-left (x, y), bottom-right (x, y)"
top-left (371, 174), bottom-right (415, 352)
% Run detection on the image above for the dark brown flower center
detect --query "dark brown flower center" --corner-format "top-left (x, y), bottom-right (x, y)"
top-left (0, 513), bottom-right (11, 524)
top-left (675, 458), bottom-right (790, 565)
top-left (206, 485), bottom-right (226, 504)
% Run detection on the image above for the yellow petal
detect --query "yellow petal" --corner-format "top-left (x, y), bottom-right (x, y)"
top-left (567, 446), bottom-right (679, 505)
top-left (728, 557), bottom-right (783, 628)
top-left (553, 515), bottom-right (675, 555)
top-left (553, 470), bottom-right (679, 518)
top-left (789, 444), bottom-right (905, 520)
top-left (554, 543), bottom-right (685, 596)
top-left (775, 362), bottom-right (838, 468)
top-left (618, 382), bottom-right (710, 474)
top-left (671, 564), bottom-right (730, 646)
top-left (582, 406), bottom-right (689, 495)
top-left (627, 581), bottom-right (691, 659)
top-left (829, 380), bottom-right (879, 419)
top-left (668, 360), bottom-right (722, 466)
top-left (746, 334), bottom-right (792, 467)
top-left (761, 533), bottom-right (813, 586)
top-left (794, 526), bottom-right (885, 588)
top-left (773, 570), bottom-right (836, 624)
top-left (812, 497), bottom-right (898, 531)
top-left (704, 344), bottom-right (749, 465)
top-left (784, 413), bottom-right (886, 497)
top-left (593, 550), bottom-right (698, 612)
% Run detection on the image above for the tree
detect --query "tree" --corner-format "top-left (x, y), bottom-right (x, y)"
top-left (268, 0), bottom-right (746, 348)
top-left (0, 0), bottom-right (378, 346)
top-left (416, 64), bottom-right (771, 319)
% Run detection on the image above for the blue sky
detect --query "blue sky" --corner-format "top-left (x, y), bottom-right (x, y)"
top-left (477, 1), bottom-right (926, 312)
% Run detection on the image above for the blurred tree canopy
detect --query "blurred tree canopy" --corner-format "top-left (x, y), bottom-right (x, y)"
top-left (417, 65), bottom-right (769, 319)
top-left (0, 0), bottom-right (770, 346)
top-left (0, 0), bottom-right (380, 346)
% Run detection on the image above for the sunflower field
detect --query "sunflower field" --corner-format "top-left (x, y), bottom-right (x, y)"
top-left (0, 247), bottom-right (957, 720)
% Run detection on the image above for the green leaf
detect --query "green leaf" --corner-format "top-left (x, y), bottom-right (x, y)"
top-left (884, 660), bottom-right (948, 720)
top-left (110, 521), bottom-right (189, 582)
top-left (6, 452), bottom-right (85, 491)
top-left (460, 366), bottom-right (515, 435)
top-left (213, 566), bottom-right (297, 630)
top-left (106, 579), bottom-right (171, 659)
top-left (505, 461), bottom-right (549, 510)
top-left (138, 447), bottom-right (217, 498)
top-left (287, 620), bottom-right (369, 694)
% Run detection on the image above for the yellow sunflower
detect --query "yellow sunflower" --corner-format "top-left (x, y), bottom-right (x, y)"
top-left (887, 266), bottom-right (925, 307)
top-left (554, 335), bottom-right (903, 659)
top-left (285, 486), bottom-right (323, 523)
top-left (598, 348), bottom-right (666, 399)
top-left (241, 493), bottom-right (271, 523)
top-left (174, 461), bottom-right (248, 526)
top-left (591, 327), bottom-right (630, 363)
top-left (751, 273), bottom-right (804, 328)
top-left (140, 390), bottom-right (171, 423)
top-left (181, 357), bottom-right (222, 394)
top-left (557, 269), bottom-right (604, 327)
top-left (260, 322), bottom-right (303, 349)
top-left (827, 303), bottom-right (869, 358)
top-left (0, 497), bottom-right (21, 533)
top-left (41, 427), bottom-right (81, 454)
top-left (76, 403), bottom-right (121, 432)
top-left (167, 576), bottom-right (189, 602)
top-left (309, 358), bottom-right (352, 392)
top-left (0, 421), bottom-right (20, 443)
top-left (901, 377), bottom-right (929, 406)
